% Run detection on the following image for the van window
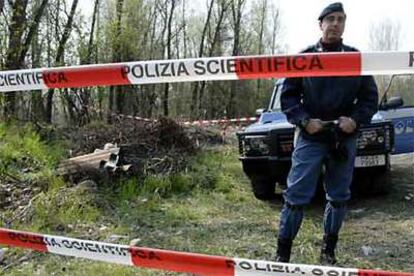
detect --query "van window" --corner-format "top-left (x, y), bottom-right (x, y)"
top-left (269, 84), bottom-right (282, 111)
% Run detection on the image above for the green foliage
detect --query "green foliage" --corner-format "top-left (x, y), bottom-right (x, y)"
top-left (138, 174), bottom-right (188, 198)
top-left (117, 177), bottom-right (141, 201)
top-left (169, 174), bottom-right (194, 194)
top-left (189, 151), bottom-right (224, 190)
top-left (188, 147), bottom-right (239, 193)
top-left (111, 173), bottom-right (194, 204)
top-left (0, 123), bottom-right (64, 188)
top-left (0, 122), bottom-right (6, 138)
top-left (108, 147), bottom-right (240, 205)
top-left (32, 187), bottom-right (101, 231)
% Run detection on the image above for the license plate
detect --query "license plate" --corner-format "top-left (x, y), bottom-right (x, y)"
top-left (354, 155), bottom-right (386, 168)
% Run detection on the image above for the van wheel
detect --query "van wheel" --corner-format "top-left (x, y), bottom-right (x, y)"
top-left (250, 176), bottom-right (277, 200)
top-left (369, 167), bottom-right (391, 195)
top-left (353, 166), bottom-right (391, 196)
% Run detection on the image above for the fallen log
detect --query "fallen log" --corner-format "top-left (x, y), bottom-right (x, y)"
top-left (57, 144), bottom-right (127, 176)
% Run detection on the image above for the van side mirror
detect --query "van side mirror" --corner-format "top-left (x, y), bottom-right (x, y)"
top-left (380, 96), bottom-right (404, 110)
top-left (255, 108), bottom-right (265, 117)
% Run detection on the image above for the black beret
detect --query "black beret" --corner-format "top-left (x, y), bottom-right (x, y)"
top-left (318, 2), bottom-right (345, 21)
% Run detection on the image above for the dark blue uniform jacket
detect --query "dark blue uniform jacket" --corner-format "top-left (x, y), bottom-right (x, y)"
top-left (281, 41), bottom-right (379, 141)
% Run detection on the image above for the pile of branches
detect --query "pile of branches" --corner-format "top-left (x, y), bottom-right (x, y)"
top-left (0, 118), bottom-right (227, 226)
top-left (62, 117), bottom-right (217, 178)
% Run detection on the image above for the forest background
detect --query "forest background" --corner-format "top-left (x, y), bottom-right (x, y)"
top-left (0, 0), bottom-right (413, 125)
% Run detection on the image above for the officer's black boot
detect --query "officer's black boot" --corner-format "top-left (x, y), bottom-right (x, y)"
top-left (320, 234), bottom-right (338, 265)
top-left (275, 238), bottom-right (292, 263)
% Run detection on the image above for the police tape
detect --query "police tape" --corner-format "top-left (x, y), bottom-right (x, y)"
top-left (114, 112), bottom-right (258, 126)
top-left (85, 104), bottom-right (257, 126)
top-left (114, 113), bottom-right (157, 123)
top-left (0, 51), bottom-right (413, 92)
top-left (182, 117), bottom-right (258, 126)
top-left (0, 228), bottom-right (412, 276)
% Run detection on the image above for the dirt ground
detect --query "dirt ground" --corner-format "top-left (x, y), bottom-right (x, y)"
top-left (341, 153), bottom-right (414, 271)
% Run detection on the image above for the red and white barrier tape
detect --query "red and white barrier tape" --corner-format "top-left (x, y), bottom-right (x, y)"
top-left (0, 51), bottom-right (413, 92)
top-left (115, 113), bottom-right (157, 123)
top-left (182, 117), bottom-right (258, 126)
top-left (0, 228), bottom-right (412, 276)
top-left (112, 112), bottom-right (258, 126)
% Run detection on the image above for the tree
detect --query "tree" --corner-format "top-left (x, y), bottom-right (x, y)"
top-left (30, 0), bottom-right (50, 121)
top-left (369, 18), bottom-right (401, 52)
top-left (18, 0), bottom-right (49, 66)
top-left (45, 0), bottom-right (79, 123)
top-left (2, 0), bottom-right (48, 119)
top-left (4, 0), bottom-right (29, 119)
top-left (190, 0), bottom-right (214, 119)
top-left (72, 0), bottom-right (100, 125)
top-left (199, 0), bottom-right (229, 118)
top-left (0, 0), bottom-right (287, 125)
top-left (162, 0), bottom-right (177, 117)
top-left (108, 0), bottom-right (124, 119)
top-left (252, 0), bottom-right (267, 97)
top-left (86, 0), bottom-right (100, 65)
top-left (368, 18), bottom-right (402, 98)
top-left (227, 0), bottom-right (245, 118)
top-left (269, 3), bottom-right (282, 55)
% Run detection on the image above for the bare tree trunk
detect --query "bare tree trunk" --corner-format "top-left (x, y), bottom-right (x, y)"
top-left (46, 9), bottom-right (52, 67)
top-left (30, 0), bottom-right (48, 121)
top-left (144, 5), bottom-right (158, 118)
top-left (227, 0), bottom-right (244, 118)
top-left (78, 0), bottom-right (99, 124)
top-left (181, 0), bottom-right (188, 58)
top-left (256, 0), bottom-right (267, 96)
top-left (163, 0), bottom-right (176, 117)
top-left (45, 0), bottom-right (79, 123)
top-left (270, 5), bottom-right (280, 55)
top-left (95, 2), bottom-right (104, 120)
top-left (191, 0), bottom-right (214, 119)
top-left (4, 0), bottom-right (29, 119)
top-left (109, 0), bottom-right (124, 120)
top-left (87, 0), bottom-right (99, 64)
top-left (18, 0), bottom-right (49, 66)
top-left (114, 0), bottom-right (126, 115)
top-left (199, 0), bottom-right (229, 117)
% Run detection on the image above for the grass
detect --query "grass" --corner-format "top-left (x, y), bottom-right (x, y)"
top-left (1, 124), bottom-right (413, 275)
top-left (0, 123), bottom-right (64, 191)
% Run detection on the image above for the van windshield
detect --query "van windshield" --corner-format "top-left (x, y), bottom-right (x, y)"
top-left (269, 84), bottom-right (282, 111)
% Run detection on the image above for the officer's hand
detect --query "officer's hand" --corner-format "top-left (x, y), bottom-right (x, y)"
top-left (339, 116), bottom-right (357, 133)
top-left (305, 119), bottom-right (323, 134)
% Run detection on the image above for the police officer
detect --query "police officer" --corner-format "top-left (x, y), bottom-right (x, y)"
top-left (276, 2), bottom-right (378, 264)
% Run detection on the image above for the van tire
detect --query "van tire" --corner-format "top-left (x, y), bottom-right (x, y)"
top-left (250, 176), bottom-right (277, 200)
